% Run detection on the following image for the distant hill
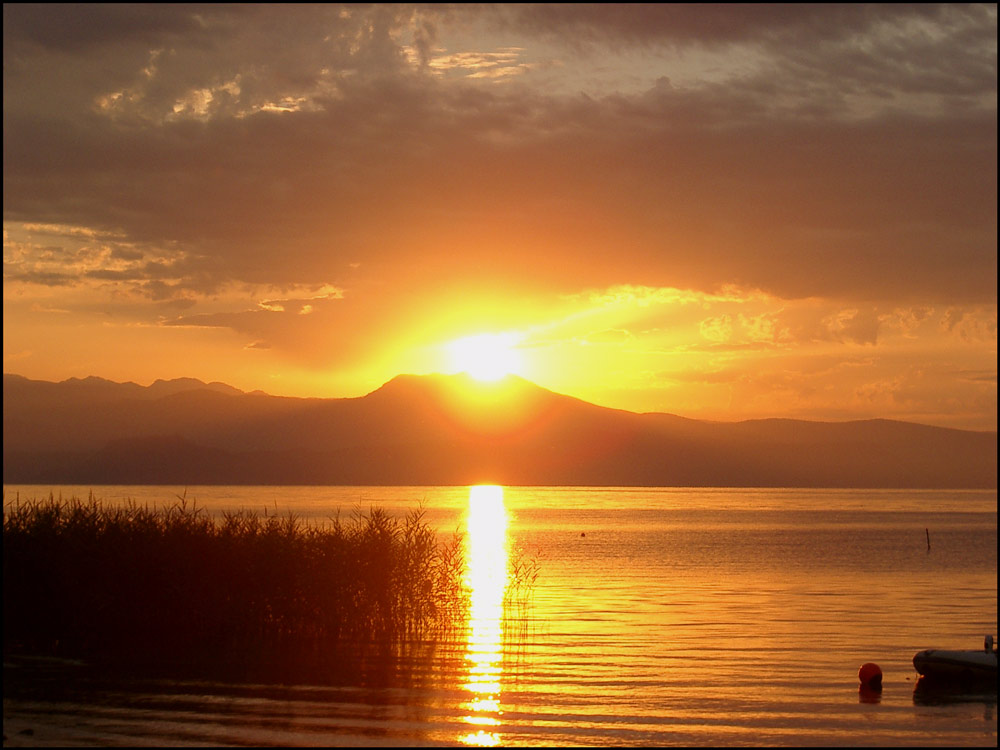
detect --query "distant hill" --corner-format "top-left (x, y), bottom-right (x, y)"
top-left (2, 372), bottom-right (996, 488)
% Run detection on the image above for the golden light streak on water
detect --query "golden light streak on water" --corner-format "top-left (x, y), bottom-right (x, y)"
top-left (459, 484), bottom-right (509, 747)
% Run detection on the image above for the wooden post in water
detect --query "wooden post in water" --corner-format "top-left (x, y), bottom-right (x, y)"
top-left (925, 528), bottom-right (930, 551)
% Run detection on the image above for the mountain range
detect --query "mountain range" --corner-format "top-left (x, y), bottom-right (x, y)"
top-left (3, 373), bottom-right (996, 488)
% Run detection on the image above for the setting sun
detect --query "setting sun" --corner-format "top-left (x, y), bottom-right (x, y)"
top-left (447, 334), bottom-right (524, 382)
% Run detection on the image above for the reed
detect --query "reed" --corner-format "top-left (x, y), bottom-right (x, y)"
top-left (2, 494), bottom-right (476, 679)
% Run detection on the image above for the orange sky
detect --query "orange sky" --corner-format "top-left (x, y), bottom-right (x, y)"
top-left (3, 4), bottom-right (997, 430)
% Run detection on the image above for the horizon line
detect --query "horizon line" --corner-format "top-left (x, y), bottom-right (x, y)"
top-left (4, 370), bottom-right (997, 434)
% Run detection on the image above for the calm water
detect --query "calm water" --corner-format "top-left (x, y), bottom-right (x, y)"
top-left (3, 485), bottom-right (997, 747)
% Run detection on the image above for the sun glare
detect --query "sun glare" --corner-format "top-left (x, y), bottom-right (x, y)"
top-left (460, 484), bottom-right (508, 746)
top-left (447, 333), bottom-right (523, 382)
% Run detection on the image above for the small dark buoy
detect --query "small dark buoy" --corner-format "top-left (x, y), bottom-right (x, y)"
top-left (859, 662), bottom-right (883, 690)
top-left (580, 532), bottom-right (586, 537)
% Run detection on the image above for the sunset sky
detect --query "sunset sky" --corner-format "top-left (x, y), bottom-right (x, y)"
top-left (3, 4), bottom-right (997, 430)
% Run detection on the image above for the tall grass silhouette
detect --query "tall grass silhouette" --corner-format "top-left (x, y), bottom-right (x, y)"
top-left (3, 493), bottom-right (496, 682)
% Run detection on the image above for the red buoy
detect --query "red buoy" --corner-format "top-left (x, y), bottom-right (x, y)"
top-left (858, 662), bottom-right (883, 689)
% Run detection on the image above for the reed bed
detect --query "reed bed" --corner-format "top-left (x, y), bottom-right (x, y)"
top-left (3, 494), bottom-right (483, 680)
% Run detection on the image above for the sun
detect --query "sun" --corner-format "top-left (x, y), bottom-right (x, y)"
top-left (447, 333), bottom-right (524, 382)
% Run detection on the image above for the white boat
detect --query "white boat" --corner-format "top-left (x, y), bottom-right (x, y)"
top-left (912, 636), bottom-right (997, 685)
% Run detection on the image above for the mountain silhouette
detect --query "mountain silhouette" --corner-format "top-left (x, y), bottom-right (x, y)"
top-left (3, 372), bottom-right (996, 488)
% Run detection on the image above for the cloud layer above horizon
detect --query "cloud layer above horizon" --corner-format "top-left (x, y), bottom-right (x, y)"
top-left (3, 4), bottom-right (997, 429)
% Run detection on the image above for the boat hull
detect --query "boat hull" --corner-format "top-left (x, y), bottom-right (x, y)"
top-left (912, 648), bottom-right (997, 686)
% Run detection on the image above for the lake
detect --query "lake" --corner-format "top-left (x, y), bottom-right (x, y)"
top-left (3, 485), bottom-right (997, 746)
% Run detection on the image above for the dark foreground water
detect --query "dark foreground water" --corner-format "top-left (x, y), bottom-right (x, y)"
top-left (3, 486), bottom-right (997, 746)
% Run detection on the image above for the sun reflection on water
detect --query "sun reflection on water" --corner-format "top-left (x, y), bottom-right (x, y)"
top-left (459, 484), bottom-right (508, 747)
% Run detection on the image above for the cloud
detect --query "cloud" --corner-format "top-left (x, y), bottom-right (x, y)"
top-left (958, 369), bottom-right (997, 385)
top-left (652, 352), bottom-right (996, 428)
top-left (428, 47), bottom-right (534, 80)
top-left (2, 4), bottom-right (219, 50)
top-left (3, 223), bottom-right (203, 299)
top-left (940, 306), bottom-right (998, 344)
top-left (699, 314), bottom-right (734, 344)
top-left (819, 308), bottom-right (880, 346)
top-left (496, 4), bottom-right (996, 98)
top-left (4, 4), bottom-right (995, 309)
top-left (579, 328), bottom-right (632, 344)
top-left (3, 4), bottom-right (995, 427)
top-left (493, 4), bottom-right (956, 46)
